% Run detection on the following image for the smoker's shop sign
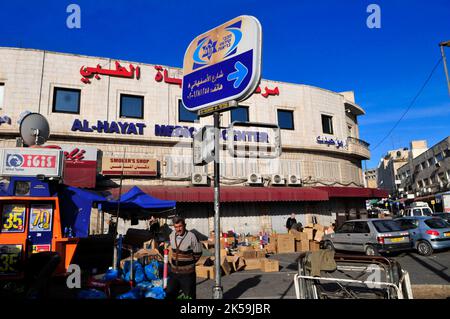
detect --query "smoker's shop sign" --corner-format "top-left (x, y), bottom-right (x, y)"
top-left (71, 119), bottom-right (146, 135)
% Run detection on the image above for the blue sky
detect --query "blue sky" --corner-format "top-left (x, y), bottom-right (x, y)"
top-left (0, 0), bottom-right (449, 168)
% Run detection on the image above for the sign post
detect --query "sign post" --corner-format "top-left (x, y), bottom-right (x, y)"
top-left (182, 15), bottom-right (262, 299)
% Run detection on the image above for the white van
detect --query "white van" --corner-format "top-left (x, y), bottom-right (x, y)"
top-left (403, 202), bottom-right (433, 217)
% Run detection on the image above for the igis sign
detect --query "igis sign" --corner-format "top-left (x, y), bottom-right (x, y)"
top-left (0, 148), bottom-right (64, 178)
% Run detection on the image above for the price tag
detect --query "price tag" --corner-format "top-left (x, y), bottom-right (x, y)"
top-left (1, 204), bottom-right (26, 233)
top-left (0, 245), bottom-right (22, 275)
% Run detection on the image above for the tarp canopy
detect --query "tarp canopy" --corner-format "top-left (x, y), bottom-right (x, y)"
top-left (58, 185), bottom-right (110, 238)
top-left (100, 186), bottom-right (176, 212)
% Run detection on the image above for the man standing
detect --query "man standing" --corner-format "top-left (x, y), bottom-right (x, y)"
top-left (286, 213), bottom-right (297, 231)
top-left (166, 216), bottom-right (202, 299)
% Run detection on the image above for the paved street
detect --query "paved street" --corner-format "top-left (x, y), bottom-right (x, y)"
top-left (197, 250), bottom-right (450, 299)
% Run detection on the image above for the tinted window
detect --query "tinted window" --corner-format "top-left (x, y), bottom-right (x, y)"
top-left (397, 219), bottom-right (418, 230)
top-left (422, 208), bottom-right (432, 216)
top-left (413, 209), bottom-right (422, 216)
top-left (178, 99), bottom-right (198, 122)
top-left (354, 222), bottom-right (370, 233)
top-left (337, 222), bottom-right (354, 233)
top-left (424, 218), bottom-right (450, 229)
top-left (277, 110), bottom-right (294, 130)
top-left (231, 106), bottom-right (249, 122)
top-left (52, 87), bottom-right (80, 114)
top-left (373, 220), bottom-right (403, 233)
top-left (120, 94), bottom-right (143, 119)
top-left (321, 115), bottom-right (333, 134)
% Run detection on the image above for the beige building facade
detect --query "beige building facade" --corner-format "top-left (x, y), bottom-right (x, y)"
top-left (0, 47), bottom-right (379, 236)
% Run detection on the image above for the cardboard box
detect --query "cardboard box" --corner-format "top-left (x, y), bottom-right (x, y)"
top-left (244, 258), bottom-right (264, 270)
top-left (265, 242), bottom-right (277, 254)
top-left (238, 250), bottom-right (257, 260)
top-left (226, 255), bottom-right (245, 272)
top-left (277, 235), bottom-right (295, 253)
top-left (290, 229), bottom-right (308, 241)
top-left (314, 230), bottom-right (325, 242)
top-left (313, 224), bottom-right (325, 232)
top-left (260, 259), bottom-right (279, 272)
top-left (309, 241), bottom-right (320, 252)
top-left (238, 245), bottom-right (254, 252)
top-left (295, 240), bottom-right (310, 252)
top-left (196, 265), bottom-right (215, 280)
top-left (304, 228), bottom-right (315, 241)
top-left (255, 249), bottom-right (266, 259)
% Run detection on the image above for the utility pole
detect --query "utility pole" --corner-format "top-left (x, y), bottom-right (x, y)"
top-left (440, 41), bottom-right (450, 96)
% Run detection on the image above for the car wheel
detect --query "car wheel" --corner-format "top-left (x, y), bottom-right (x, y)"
top-left (324, 241), bottom-right (335, 251)
top-left (365, 245), bottom-right (379, 256)
top-left (416, 241), bottom-right (433, 256)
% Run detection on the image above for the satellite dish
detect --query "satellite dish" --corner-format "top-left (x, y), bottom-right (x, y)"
top-left (19, 113), bottom-right (50, 146)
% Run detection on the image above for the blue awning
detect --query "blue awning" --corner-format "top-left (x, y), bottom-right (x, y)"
top-left (58, 185), bottom-right (110, 238)
top-left (101, 186), bottom-right (176, 211)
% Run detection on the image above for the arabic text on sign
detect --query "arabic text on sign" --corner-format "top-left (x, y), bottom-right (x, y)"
top-left (80, 61), bottom-right (141, 84)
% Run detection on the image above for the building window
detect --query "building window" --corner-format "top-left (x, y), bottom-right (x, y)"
top-left (178, 99), bottom-right (198, 122)
top-left (428, 158), bottom-right (435, 167)
top-left (421, 162), bottom-right (426, 170)
top-left (347, 125), bottom-right (353, 137)
top-left (120, 94), bottom-right (144, 119)
top-left (277, 109), bottom-right (294, 130)
top-left (0, 83), bottom-right (4, 109)
top-left (321, 115), bottom-right (334, 134)
top-left (435, 153), bottom-right (444, 162)
top-left (52, 87), bottom-right (81, 114)
top-left (231, 106), bottom-right (249, 123)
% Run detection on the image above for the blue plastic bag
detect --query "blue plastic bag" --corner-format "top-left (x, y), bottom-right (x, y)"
top-left (136, 281), bottom-right (153, 290)
top-left (144, 260), bottom-right (160, 281)
top-left (144, 286), bottom-right (166, 299)
top-left (122, 261), bottom-right (145, 283)
top-left (103, 268), bottom-right (120, 281)
top-left (77, 289), bottom-right (107, 299)
top-left (117, 288), bottom-right (142, 299)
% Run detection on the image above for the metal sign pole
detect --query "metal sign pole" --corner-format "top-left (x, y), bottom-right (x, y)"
top-left (212, 111), bottom-right (223, 299)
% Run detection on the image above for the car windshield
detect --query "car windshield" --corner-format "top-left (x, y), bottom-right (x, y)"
top-left (422, 208), bottom-right (433, 216)
top-left (424, 218), bottom-right (450, 229)
top-left (396, 219), bottom-right (418, 230)
top-left (373, 220), bottom-right (403, 233)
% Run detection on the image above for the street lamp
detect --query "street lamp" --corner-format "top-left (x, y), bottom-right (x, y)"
top-left (440, 40), bottom-right (450, 96)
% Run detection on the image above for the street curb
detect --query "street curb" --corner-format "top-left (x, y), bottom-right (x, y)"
top-left (411, 285), bottom-right (450, 299)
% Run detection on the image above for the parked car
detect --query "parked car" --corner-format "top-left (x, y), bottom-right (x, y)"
top-left (403, 202), bottom-right (433, 217)
top-left (432, 212), bottom-right (450, 224)
top-left (322, 219), bottom-right (412, 256)
top-left (395, 216), bottom-right (450, 256)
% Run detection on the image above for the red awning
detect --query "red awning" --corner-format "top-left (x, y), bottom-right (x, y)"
top-left (316, 187), bottom-right (388, 199)
top-left (110, 186), bottom-right (329, 203)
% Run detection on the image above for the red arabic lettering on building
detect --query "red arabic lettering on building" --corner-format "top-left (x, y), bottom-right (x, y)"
top-left (80, 61), bottom-right (140, 84)
top-left (153, 66), bottom-right (279, 98)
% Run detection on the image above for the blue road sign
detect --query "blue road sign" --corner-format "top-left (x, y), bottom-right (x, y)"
top-left (182, 16), bottom-right (262, 112)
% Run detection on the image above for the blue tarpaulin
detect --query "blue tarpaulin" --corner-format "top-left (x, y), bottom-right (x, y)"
top-left (58, 185), bottom-right (110, 238)
top-left (100, 186), bottom-right (176, 211)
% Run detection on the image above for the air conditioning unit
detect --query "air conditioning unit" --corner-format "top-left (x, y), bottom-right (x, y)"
top-left (287, 174), bottom-right (302, 186)
top-left (271, 174), bottom-right (285, 186)
top-left (191, 173), bottom-right (208, 186)
top-left (247, 173), bottom-right (263, 185)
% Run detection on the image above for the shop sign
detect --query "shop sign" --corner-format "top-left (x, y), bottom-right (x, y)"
top-left (101, 157), bottom-right (158, 176)
top-left (71, 119), bottom-right (146, 135)
top-left (0, 148), bottom-right (64, 178)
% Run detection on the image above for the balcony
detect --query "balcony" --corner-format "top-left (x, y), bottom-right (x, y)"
top-left (347, 137), bottom-right (370, 159)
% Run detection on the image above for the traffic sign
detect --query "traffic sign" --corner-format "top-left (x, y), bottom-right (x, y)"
top-left (182, 16), bottom-right (262, 112)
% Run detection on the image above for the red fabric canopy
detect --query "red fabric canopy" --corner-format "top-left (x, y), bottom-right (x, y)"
top-left (110, 186), bottom-right (329, 203)
top-left (109, 186), bottom-right (388, 203)
top-left (316, 186), bottom-right (388, 199)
